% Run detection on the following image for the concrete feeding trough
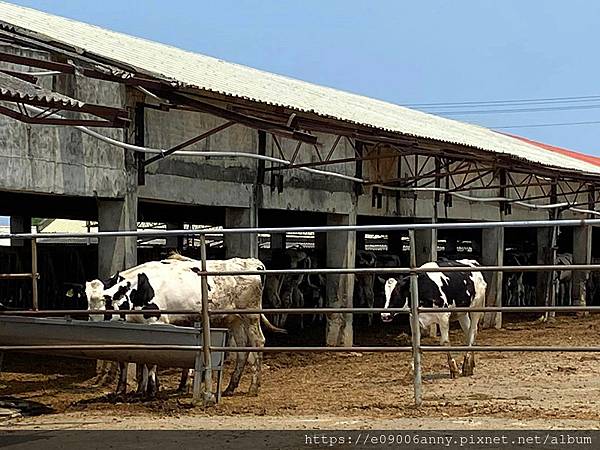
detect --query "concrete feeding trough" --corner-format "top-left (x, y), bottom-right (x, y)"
top-left (0, 316), bottom-right (228, 401)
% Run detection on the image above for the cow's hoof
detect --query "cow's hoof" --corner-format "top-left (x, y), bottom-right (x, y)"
top-left (247, 388), bottom-right (259, 397)
top-left (222, 388), bottom-right (235, 397)
top-left (461, 354), bottom-right (475, 376)
top-left (449, 359), bottom-right (460, 379)
top-left (114, 390), bottom-right (127, 400)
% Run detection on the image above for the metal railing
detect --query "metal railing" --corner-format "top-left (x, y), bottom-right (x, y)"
top-left (1, 218), bottom-right (600, 406)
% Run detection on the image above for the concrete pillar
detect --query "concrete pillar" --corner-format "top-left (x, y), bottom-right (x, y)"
top-left (165, 222), bottom-right (184, 250)
top-left (357, 232), bottom-right (366, 251)
top-left (536, 228), bottom-right (552, 306)
top-left (10, 215), bottom-right (31, 247)
top-left (387, 231), bottom-right (403, 255)
top-left (572, 225), bottom-right (592, 307)
top-left (96, 194), bottom-right (137, 387)
top-left (97, 195), bottom-right (138, 279)
top-left (315, 231), bottom-right (327, 266)
top-left (445, 236), bottom-right (458, 256)
top-left (224, 207), bottom-right (258, 258)
top-left (325, 211), bottom-right (357, 347)
top-left (481, 227), bottom-right (504, 329)
top-left (415, 228), bottom-right (437, 265)
top-left (270, 233), bottom-right (286, 250)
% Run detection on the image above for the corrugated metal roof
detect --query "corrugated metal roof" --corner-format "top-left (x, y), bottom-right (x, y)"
top-left (0, 2), bottom-right (599, 176)
top-left (505, 133), bottom-right (600, 167)
top-left (0, 70), bottom-right (83, 107)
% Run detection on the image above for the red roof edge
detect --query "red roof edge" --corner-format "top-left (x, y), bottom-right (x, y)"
top-left (502, 132), bottom-right (600, 168)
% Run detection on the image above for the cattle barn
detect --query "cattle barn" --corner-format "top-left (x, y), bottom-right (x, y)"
top-left (0, 2), bottom-right (599, 425)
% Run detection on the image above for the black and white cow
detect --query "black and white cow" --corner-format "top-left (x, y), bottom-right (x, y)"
top-left (263, 248), bottom-right (312, 328)
top-left (504, 251), bottom-right (536, 307)
top-left (87, 254), bottom-right (286, 397)
top-left (381, 259), bottom-right (487, 378)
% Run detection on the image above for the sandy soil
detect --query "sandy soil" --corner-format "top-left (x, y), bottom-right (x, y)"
top-left (1, 315), bottom-right (599, 430)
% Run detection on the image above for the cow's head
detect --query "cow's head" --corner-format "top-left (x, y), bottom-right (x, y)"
top-left (85, 279), bottom-right (108, 321)
top-left (381, 277), bottom-right (410, 323)
top-left (101, 276), bottom-right (134, 320)
top-left (84, 272), bottom-right (125, 321)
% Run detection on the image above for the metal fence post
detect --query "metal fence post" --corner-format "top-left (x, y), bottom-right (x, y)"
top-left (408, 229), bottom-right (422, 406)
top-left (192, 322), bottom-right (203, 403)
top-left (199, 234), bottom-right (214, 405)
top-left (31, 238), bottom-right (38, 311)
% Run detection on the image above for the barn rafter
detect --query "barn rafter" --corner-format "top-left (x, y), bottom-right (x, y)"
top-left (0, 13), bottom-right (599, 216)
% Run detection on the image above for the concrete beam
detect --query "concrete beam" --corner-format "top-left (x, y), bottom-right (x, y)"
top-left (224, 207), bottom-right (258, 258)
top-left (481, 227), bottom-right (504, 329)
top-left (572, 225), bottom-right (592, 307)
top-left (97, 195), bottom-right (137, 279)
top-left (9, 215), bottom-right (30, 247)
top-left (325, 211), bottom-right (357, 347)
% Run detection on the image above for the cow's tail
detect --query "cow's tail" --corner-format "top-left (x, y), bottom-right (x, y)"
top-left (261, 314), bottom-right (287, 334)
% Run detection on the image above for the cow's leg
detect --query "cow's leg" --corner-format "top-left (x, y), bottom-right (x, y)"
top-left (115, 362), bottom-right (128, 396)
top-left (147, 365), bottom-right (159, 398)
top-left (137, 364), bottom-right (149, 396)
top-left (293, 288), bottom-right (304, 329)
top-left (457, 313), bottom-right (472, 376)
top-left (246, 320), bottom-right (266, 396)
top-left (177, 369), bottom-right (192, 393)
top-left (439, 313), bottom-right (459, 379)
top-left (223, 325), bottom-right (249, 396)
top-left (135, 364), bottom-right (144, 395)
top-left (366, 285), bottom-right (375, 327)
top-left (463, 311), bottom-right (483, 376)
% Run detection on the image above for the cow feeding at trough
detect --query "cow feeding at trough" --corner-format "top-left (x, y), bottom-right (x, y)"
top-left (85, 253), bottom-right (286, 398)
top-left (381, 259), bottom-right (487, 378)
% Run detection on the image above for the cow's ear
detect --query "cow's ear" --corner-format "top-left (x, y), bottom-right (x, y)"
top-left (131, 273), bottom-right (155, 306)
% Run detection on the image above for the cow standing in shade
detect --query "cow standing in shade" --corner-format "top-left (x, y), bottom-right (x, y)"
top-left (381, 259), bottom-right (487, 378)
top-left (86, 254), bottom-right (285, 397)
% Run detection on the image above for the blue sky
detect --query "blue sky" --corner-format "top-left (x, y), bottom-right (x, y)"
top-left (7, 0), bottom-right (600, 155)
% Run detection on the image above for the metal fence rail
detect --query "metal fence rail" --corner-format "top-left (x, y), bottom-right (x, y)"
top-left (1, 218), bottom-right (599, 406)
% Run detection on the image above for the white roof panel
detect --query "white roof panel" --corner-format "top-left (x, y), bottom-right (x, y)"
top-left (0, 2), bottom-right (599, 176)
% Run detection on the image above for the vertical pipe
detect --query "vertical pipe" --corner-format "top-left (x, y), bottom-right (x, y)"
top-left (548, 210), bottom-right (560, 320)
top-left (494, 225), bottom-right (504, 328)
top-left (409, 229), bottom-right (422, 406)
top-left (199, 234), bottom-right (213, 405)
top-left (192, 322), bottom-right (203, 403)
top-left (31, 238), bottom-right (38, 311)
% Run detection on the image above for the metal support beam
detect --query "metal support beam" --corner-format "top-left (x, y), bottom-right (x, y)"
top-left (144, 121), bottom-right (236, 166)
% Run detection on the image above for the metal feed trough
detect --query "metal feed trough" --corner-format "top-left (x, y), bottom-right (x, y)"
top-left (0, 316), bottom-right (228, 402)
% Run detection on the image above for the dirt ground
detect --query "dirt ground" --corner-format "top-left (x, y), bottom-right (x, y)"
top-left (1, 315), bottom-right (599, 430)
